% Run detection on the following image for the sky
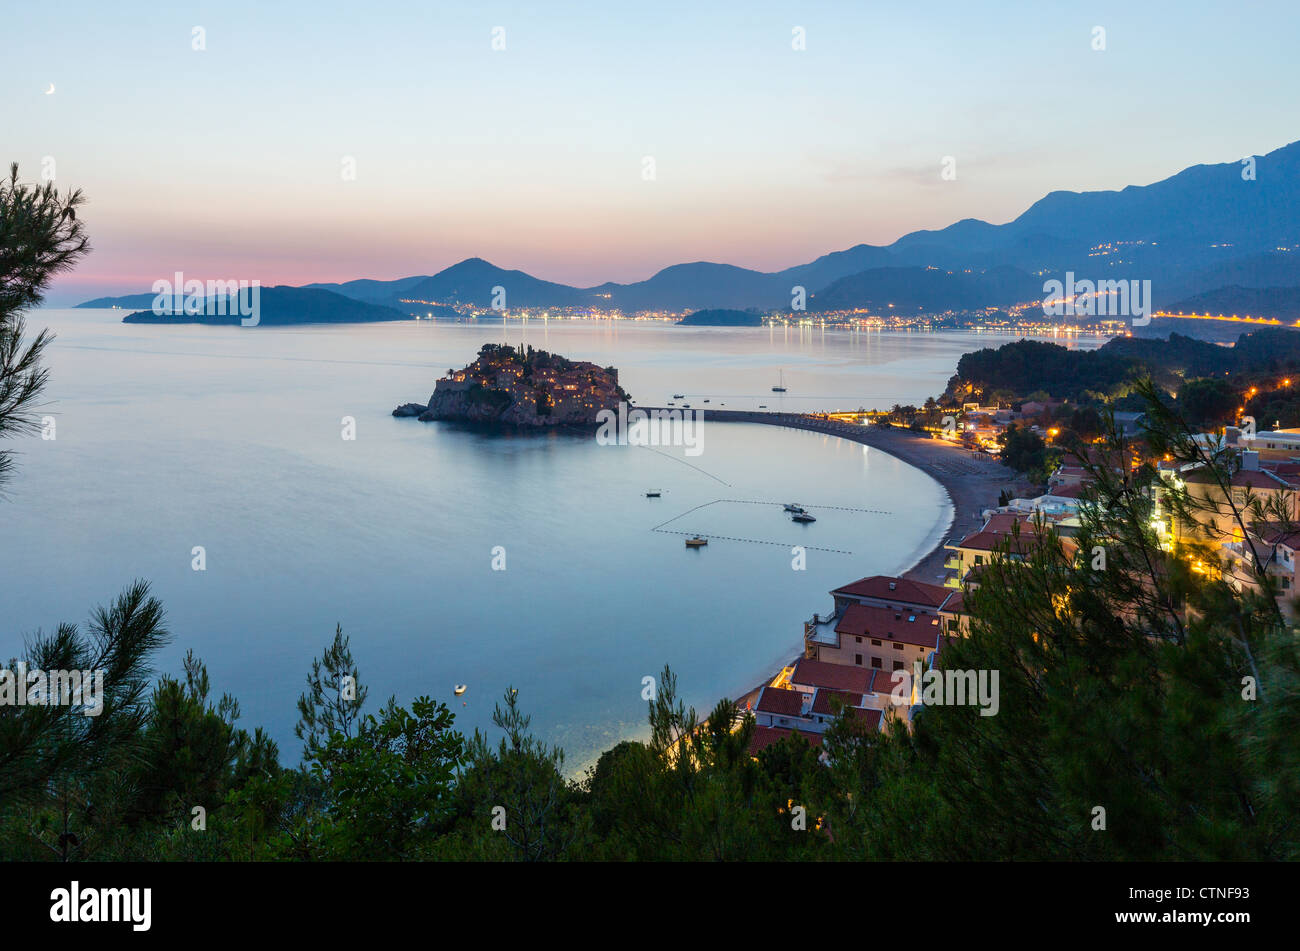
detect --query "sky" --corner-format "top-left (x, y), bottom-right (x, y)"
top-left (4, 0), bottom-right (1299, 303)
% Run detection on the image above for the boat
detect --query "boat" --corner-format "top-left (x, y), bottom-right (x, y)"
top-left (672, 393), bottom-right (685, 399)
top-left (772, 370), bottom-right (787, 393)
top-left (454, 684), bottom-right (467, 695)
top-left (685, 536), bottom-right (708, 547)
top-left (791, 512), bottom-right (816, 523)
top-left (759, 404), bottom-right (767, 409)
top-left (703, 399), bottom-right (710, 403)
top-left (783, 503), bottom-right (806, 513)
top-left (646, 490), bottom-right (661, 498)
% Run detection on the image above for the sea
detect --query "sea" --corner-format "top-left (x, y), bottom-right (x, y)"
top-left (0, 310), bottom-right (1104, 772)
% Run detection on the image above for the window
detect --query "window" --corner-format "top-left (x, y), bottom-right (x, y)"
top-left (974, 555), bottom-right (984, 565)
top-left (855, 636), bottom-right (862, 643)
top-left (871, 639), bottom-right (881, 646)
top-left (893, 642), bottom-right (904, 650)
top-left (893, 661), bottom-right (905, 671)
top-left (871, 657), bottom-right (882, 669)
top-left (854, 653), bottom-right (863, 665)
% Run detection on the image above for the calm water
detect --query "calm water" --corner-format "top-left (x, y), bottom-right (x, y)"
top-left (0, 311), bottom-right (1102, 771)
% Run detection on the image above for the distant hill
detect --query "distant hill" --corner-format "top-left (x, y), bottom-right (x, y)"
top-left (811, 266), bottom-right (1041, 312)
top-left (675, 308), bottom-right (763, 326)
top-left (891, 140), bottom-right (1300, 274)
top-left (404, 258), bottom-right (592, 309)
top-left (79, 139), bottom-right (1300, 325)
top-left (77, 293), bottom-right (163, 309)
top-left (1164, 285), bottom-right (1300, 322)
top-left (121, 286), bottom-right (407, 325)
top-left (953, 327), bottom-right (1300, 402)
top-left (598, 263), bottom-right (785, 311)
top-left (301, 275), bottom-right (432, 308)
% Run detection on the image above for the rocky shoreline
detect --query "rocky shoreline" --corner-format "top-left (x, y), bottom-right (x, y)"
top-left (394, 343), bottom-right (627, 428)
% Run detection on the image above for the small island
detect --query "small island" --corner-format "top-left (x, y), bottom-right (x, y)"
top-left (121, 286), bottom-right (406, 325)
top-left (675, 308), bottom-right (763, 327)
top-left (396, 343), bottom-right (628, 427)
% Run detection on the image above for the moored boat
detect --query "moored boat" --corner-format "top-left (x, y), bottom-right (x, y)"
top-left (685, 536), bottom-right (708, 547)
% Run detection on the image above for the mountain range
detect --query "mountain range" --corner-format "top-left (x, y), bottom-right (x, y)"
top-left (81, 139), bottom-right (1300, 322)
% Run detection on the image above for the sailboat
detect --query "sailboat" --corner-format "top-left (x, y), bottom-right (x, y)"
top-left (771, 370), bottom-right (787, 393)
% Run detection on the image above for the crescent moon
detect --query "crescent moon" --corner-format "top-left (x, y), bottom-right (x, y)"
top-left (44, 83), bottom-right (55, 95)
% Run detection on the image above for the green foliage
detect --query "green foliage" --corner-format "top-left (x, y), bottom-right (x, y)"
top-left (295, 623), bottom-right (367, 763)
top-left (295, 696), bottom-right (462, 860)
top-left (5, 381), bottom-right (1299, 861)
top-left (0, 163), bottom-right (90, 490)
top-left (448, 688), bottom-right (580, 861)
top-left (1177, 377), bottom-right (1238, 427)
top-left (999, 422), bottom-right (1053, 481)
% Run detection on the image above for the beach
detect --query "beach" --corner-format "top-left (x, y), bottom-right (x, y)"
top-left (704, 413), bottom-right (1026, 706)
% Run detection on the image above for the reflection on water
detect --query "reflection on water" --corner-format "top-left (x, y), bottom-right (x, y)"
top-left (0, 310), bottom-right (1100, 770)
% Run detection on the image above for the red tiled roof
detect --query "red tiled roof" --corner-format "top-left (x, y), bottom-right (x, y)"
top-left (811, 689), bottom-right (864, 716)
top-left (1254, 523), bottom-right (1300, 549)
top-left (1183, 468), bottom-right (1295, 490)
top-left (834, 602), bottom-right (942, 648)
top-left (829, 575), bottom-right (948, 608)
top-left (873, 667), bottom-right (912, 698)
top-left (1043, 484), bottom-right (1087, 499)
top-left (755, 686), bottom-right (806, 717)
top-left (850, 707), bottom-right (883, 731)
top-left (954, 529), bottom-right (1041, 554)
top-left (982, 513), bottom-right (1029, 533)
top-left (790, 658), bottom-right (874, 693)
top-left (748, 725), bottom-right (824, 755)
top-left (939, 590), bottom-right (966, 614)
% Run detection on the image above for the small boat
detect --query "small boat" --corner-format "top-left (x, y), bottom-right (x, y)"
top-left (672, 394), bottom-right (685, 399)
top-left (682, 403), bottom-right (691, 408)
top-left (759, 404), bottom-right (767, 409)
top-left (685, 536), bottom-right (708, 547)
top-left (772, 369), bottom-right (787, 393)
top-left (454, 684), bottom-right (467, 696)
top-left (791, 512), bottom-right (816, 523)
top-left (703, 399), bottom-right (710, 403)
top-left (783, 503), bottom-right (806, 513)
top-left (646, 490), bottom-right (661, 498)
